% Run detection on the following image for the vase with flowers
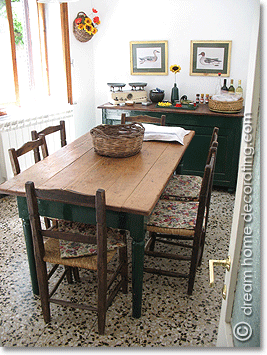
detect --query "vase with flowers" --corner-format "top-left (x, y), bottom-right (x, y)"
top-left (73, 8), bottom-right (101, 43)
top-left (170, 64), bottom-right (181, 104)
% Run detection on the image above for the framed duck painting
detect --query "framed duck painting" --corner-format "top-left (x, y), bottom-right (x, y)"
top-left (130, 41), bottom-right (168, 75)
top-left (190, 40), bottom-right (232, 76)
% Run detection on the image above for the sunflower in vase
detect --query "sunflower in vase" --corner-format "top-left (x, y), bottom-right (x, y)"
top-left (170, 65), bottom-right (181, 103)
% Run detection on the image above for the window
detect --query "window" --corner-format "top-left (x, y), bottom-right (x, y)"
top-left (0, 0), bottom-right (73, 107)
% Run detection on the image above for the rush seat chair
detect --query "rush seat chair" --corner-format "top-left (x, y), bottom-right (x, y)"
top-left (31, 120), bottom-right (67, 158)
top-left (8, 135), bottom-right (48, 176)
top-left (160, 127), bottom-right (219, 202)
top-left (25, 182), bottom-right (128, 335)
top-left (144, 145), bottom-right (218, 295)
top-left (121, 113), bottom-right (166, 126)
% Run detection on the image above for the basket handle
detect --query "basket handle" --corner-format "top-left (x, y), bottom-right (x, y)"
top-left (76, 12), bottom-right (87, 19)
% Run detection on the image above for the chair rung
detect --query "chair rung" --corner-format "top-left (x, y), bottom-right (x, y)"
top-left (49, 298), bottom-right (97, 312)
top-left (107, 279), bottom-right (124, 308)
top-left (49, 268), bottom-right (68, 298)
top-left (144, 249), bottom-right (191, 261)
top-left (156, 233), bottom-right (194, 241)
top-left (155, 239), bottom-right (193, 249)
top-left (107, 261), bottom-right (123, 290)
top-left (143, 267), bottom-right (189, 279)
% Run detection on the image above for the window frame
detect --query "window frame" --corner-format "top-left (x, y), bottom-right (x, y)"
top-left (3, 0), bottom-right (73, 106)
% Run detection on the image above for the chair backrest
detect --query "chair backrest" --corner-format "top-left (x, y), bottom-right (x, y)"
top-left (8, 135), bottom-right (48, 176)
top-left (121, 113), bottom-right (166, 126)
top-left (31, 120), bottom-right (67, 157)
top-left (206, 127), bottom-right (219, 165)
top-left (209, 127), bottom-right (219, 148)
top-left (195, 145), bottom-right (218, 236)
top-left (25, 181), bottom-right (107, 270)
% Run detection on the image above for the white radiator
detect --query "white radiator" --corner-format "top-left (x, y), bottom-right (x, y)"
top-left (0, 109), bottom-right (75, 183)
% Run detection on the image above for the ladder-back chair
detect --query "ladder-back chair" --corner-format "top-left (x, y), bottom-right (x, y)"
top-left (121, 113), bottom-right (166, 126)
top-left (25, 182), bottom-right (128, 335)
top-left (161, 127), bottom-right (219, 202)
top-left (144, 145), bottom-right (218, 295)
top-left (31, 120), bottom-right (66, 158)
top-left (8, 135), bottom-right (48, 176)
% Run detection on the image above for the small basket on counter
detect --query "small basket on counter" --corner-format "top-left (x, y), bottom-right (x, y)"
top-left (90, 123), bottom-right (145, 158)
top-left (208, 97), bottom-right (243, 113)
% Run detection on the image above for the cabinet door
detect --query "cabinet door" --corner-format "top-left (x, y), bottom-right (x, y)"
top-left (176, 125), bottom-right (241, 190)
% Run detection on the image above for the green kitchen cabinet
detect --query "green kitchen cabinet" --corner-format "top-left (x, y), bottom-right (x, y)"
top-left (98, 103), bottom-right (244, 191)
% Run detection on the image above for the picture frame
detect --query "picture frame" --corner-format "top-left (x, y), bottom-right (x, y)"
top-left (130, 41), bottom-right (168, 75)
top-left (190, 40), bottom-right (232, 76)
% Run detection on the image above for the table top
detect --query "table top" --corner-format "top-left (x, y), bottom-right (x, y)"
top-left (97, 102), bottom-right (244, 118)
top-left (0, 130), bottom-right (195, 216)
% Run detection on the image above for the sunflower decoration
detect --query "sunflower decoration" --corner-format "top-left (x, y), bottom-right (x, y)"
top-left (170, 65), bottom-right (181, 84)
top-left (74, 8), bottom-right (100, 39)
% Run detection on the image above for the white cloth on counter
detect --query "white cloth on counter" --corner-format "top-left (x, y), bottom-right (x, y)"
top-left (212, 94), bottom-right (242, 102)
top-left (142, 124), bottom-right (191, 145)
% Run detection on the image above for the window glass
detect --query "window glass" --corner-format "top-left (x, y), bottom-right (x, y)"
top-left (0, 0), bottom-right (18, 104)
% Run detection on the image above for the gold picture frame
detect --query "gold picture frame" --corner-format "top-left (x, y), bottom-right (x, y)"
top-left (130, 41), bottom-right (168, 75)
top-left (190, 40), bottom-right (232, 76)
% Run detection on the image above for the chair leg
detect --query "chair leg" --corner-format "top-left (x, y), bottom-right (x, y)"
top-left (65, 266), bottom-right (73, 284)
top-left (187, 241), bottom-right (199, 295)
top-left (38, 260), bottom-right (51, 323)
top-left (119, 245), bottom-right (128, 294)
top-left (44, 217), bottom-right (50, 229)
top-left (148, 232), bottom-right (157, 251)
top-left (97, 269), bottom-right (107, 335)
top-left (197, 230), bottom-right (207, 267)
top-left (72, 267), bottom-right (80, 282)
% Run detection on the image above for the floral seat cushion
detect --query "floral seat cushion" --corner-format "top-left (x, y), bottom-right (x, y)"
top-left (147, 200), bottom-right (199, 231)
top-left (54, 220), bottom-right (126, 259)
top-left (161, 174), bottom-right (202, 201)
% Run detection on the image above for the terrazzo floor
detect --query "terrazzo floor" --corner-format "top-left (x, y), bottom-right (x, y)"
top-left (0, 188), bottom-right (235, 347)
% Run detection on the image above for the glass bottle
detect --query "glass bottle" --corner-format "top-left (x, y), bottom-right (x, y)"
top-left (171, 83), bottom-right (179, 104)
top-left (215, 73), bottom-right (222, 95)
top-left (196, 94), bottom-right (200, 104)
top-left (228, 79), bottom-right (235, 94)
top-left (236, 80), bottom-right (243, 98)
top-left (221, 79), bottom-right (229, 95)
top-left (200, 94), bottom-right (204, 104)
top-left (205, 94), bottom-right (209, 104)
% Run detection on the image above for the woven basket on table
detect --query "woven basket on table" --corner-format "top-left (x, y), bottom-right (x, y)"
top-left (208, 97), bottom-right (243, 113)
top-left (73, 12), bottom-right (93, 43)
top-left (90, 123), bottom-right (145, 158)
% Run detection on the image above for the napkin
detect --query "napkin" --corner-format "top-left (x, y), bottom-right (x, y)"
top-left (142, 124), bottom-right (191, 145)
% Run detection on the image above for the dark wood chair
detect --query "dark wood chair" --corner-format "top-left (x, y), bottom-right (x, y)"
top-left (8, 135), bottom-right (48, 176)
top-left (25, 182), bottom-right (128, 335)
top-left (31, 120), bottom-right (67, 157)
top-left (160, 127), bottom-right (219, 202)
top-left (121, 113), bottom-right (166, 126)
top-left (144, 144), bottom-right (218, 295)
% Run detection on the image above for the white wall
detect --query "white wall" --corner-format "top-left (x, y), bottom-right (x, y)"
top-left (68, 0), bottom-right (259, 137)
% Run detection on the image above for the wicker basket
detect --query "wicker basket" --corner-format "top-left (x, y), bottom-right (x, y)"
top-left (90, 123), bottom-right (145, 158)
top-left (208, 97), bottom-right (243, 113)
top-left (73, 12), bottom-right (93, 43)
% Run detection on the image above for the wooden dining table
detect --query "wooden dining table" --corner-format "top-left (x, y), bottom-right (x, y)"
top-left (0, 129), bottom-right (195, 318)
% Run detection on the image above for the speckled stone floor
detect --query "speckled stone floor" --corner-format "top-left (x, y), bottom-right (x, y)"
top-left (0, 188), bottom-right (235, 347)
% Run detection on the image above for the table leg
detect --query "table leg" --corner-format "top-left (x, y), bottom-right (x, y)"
top-left (21, 218), bottom-right (39, 295)
top-left (129, 214), bottom-right (145, 318)
top-left (22, 219), bottom-right (39, 295)
top-left (17, 197), bottom-right (39, 295)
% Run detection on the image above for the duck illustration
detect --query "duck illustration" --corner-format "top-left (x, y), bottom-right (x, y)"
top-left (139, 50), bottom-right (160, 64)
top-left (198, 52), bottom-right (222, 66)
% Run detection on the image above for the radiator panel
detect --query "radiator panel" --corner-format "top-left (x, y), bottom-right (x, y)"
top-left (0, 110), bottom-right (74, 183)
